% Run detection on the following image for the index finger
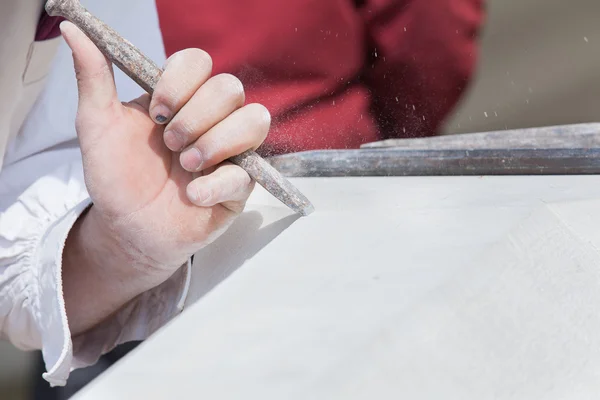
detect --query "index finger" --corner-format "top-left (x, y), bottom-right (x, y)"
top-left (149, 48), bottom-right (213, 124)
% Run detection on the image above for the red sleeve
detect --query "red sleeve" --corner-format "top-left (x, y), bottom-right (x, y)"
top-left (360, 0), bottom-right (484, 138)
top-left (35, 11), bottom-right (64, 41)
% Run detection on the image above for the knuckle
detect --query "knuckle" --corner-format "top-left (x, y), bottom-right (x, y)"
top-left (210, 178), bottom-right (227, 202)
top-left (157, 49), bottom-right (213, 110)
top-left (230, 170), bottom-right (253, 203)
top-left (203, 187), bottom-right (216, 203)
top-left (213, 73), bottom-right (245, 102)
top-left (246, 103), bottom-right (272, 131)
top-left (185, 48), bottom-right (213, 72)
top-left (222, 171), bottom-right (241, 197)
top-left (236, 168), bottom-right (253, 189)
top-left (169, 118), bottom-right (195, 138)
top-left (165, 48), bottom-right (213, 72)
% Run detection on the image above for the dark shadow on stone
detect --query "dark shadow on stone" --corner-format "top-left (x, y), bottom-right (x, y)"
top-left (186, 210), bottom-right (300, 305)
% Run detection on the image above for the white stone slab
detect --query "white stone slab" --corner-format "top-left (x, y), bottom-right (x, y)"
top-left (76, 176), bottom-right (600, 399)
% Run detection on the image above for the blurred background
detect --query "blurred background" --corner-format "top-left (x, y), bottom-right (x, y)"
top-left (443, 0), bottom-right (600, 135)
top-left (3, 0), bottom-right (600, 398)
top-left (0, 341), bottom-right (32, 399)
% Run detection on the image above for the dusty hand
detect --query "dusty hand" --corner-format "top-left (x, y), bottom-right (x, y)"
top-left (62, 21), bottom-right (270, 277)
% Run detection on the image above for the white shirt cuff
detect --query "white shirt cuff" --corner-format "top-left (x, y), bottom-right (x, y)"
top-left (34, 198), bottom-right (191, 387)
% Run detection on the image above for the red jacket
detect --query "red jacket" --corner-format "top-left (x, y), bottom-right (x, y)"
top-left (157, 0), bottom-right (483, 155)
top-left (43, 0), bottom-right (484, 156)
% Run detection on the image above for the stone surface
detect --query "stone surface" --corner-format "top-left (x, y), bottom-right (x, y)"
top-left (76, 176), bottom-right (600, 399)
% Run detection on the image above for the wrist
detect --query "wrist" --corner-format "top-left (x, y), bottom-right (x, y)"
top-left (62, 205), bottom-right (170, 335)
top-left (83, 207), bottom-right (168, 282)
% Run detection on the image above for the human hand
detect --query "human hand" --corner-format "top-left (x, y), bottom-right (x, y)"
top-left (62, 21), bottom-right (269, 280)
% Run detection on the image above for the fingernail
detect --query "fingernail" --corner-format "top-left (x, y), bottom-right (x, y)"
top-left (187, 184), bottom-right (211, 205)
top-left (151, 105), bottom-right (171, 124)
top-left (164, 130), bottom-right (184, 151)
top-left (180, 147), bottom-right (203, 171)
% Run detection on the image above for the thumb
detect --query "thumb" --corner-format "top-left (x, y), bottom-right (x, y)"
top-left (61, 21), bottom-right (119, 113)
